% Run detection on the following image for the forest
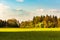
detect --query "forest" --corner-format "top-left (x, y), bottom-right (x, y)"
top-left (0, 15), bottom-right (60, 28)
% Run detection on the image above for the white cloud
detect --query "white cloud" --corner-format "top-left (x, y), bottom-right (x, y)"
top-left (48, 9), bottom-right (60, 13)
top-left (36, 9), bottom-right (44, 12)
top-left (0, 4), bottom-right (31, 22)
top-left (6, 8), bottom-right (60, 22)
top-left (0, 3), bottom-right (10, 12)
top-left (31, 9), bottom-right (60, 18)
top-left (0, 3), bottom-right (60, 22)
top-left (16, 0), bottom-right (24, 2)
top-left (0, 3), bottom-right (10, 20)
top-left (16, 8), bottom-right (22, 11)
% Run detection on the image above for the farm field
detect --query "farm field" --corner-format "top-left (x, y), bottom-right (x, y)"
top-left (0, 28), bottom-right (60, 32)
top-left (0, 31), bottom-right (60, 40)
top-left (0, 28), bottom-right (60, 40)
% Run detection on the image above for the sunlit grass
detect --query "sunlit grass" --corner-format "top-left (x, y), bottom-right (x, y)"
top-left (0, 28), bottom-right (60, 32)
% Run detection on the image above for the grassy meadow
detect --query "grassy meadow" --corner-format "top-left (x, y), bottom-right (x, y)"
top-left (0, 28), bottom-right (60, 40)
top-left (0, 31), bottom-right (60, 40)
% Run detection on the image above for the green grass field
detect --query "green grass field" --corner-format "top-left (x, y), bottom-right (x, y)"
top-left (0, 31), bottom-right (60, 40)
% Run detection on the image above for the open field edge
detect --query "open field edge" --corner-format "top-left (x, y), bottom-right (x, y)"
top-left (0, 28), bottom-right (60, 32)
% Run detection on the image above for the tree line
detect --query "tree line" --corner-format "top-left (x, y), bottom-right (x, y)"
top-left (0, 15), bottom-right (60, 28)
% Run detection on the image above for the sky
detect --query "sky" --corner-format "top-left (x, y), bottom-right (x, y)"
top-left (0, 0), bottom-right (60, 22)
